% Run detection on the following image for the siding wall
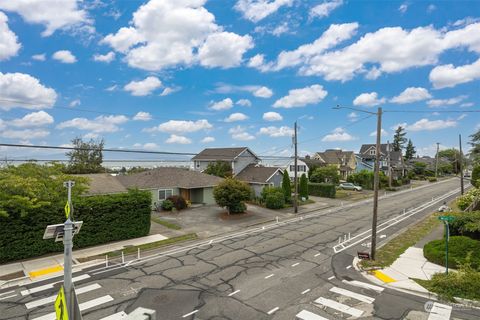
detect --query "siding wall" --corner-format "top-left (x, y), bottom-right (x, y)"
top-left (190, 188), bottom-right (204, 203)
top-left (150, 187), bottom-right (179, 207)
top-left (202, 187), bottom-right (216, 205)
top-left (233, 150), bottom-right (258, 175)
top-left (268, 171), bottom-right (283, 187)
top-left (251, 183), bottom-right (267, 197)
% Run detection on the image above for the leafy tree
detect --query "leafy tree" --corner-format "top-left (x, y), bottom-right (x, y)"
top-left (282, 170), bottom-right (292, 203)
top-left (65, 137), bottom-right (105, 174)
top-left (393, 126), bottom-right (407, 152)
top-left (299, 173), bottom-right (308, 199)
top-left (470, 129), bottom-right (480, 164)
top-left (204, 161), bottom-right (232, 178)
top-left (213, 178), bottom-right (251, 214)
top-left (472, 165), bottom-right (480, 188)
top-left (310, 165), bottom-right (340, 184)
top-left (438, 149), bottom-right (463, 174)
top-left (413, 162), bottom-right (427, 175)
top-left (405, 139), bottom-right (416, 160)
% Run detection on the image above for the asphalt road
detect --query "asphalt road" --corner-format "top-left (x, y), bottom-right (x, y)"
top-left (1, 178), bottom-right (477, 320)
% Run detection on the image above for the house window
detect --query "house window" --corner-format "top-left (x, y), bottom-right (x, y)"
top-left (290, 165), bottom-right (306, 172)
top-left (369, 149), bottom-right (375, 155)
top-left (290, 165), bottom-right (294, 171)
top-left (195, 161), bottom-right (200, 168)
top-left (159, 189), bottom-right (173, 201)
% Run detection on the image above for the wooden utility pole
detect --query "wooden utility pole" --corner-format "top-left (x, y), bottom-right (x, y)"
top-left (459, 134), bottom-right (464, 195)
top-left (371, 107), bottom-right (382, 260)
top-left (387, 140), bottom-right (392, 188)
top-left (435, 142), bottom-right (440, 179)
top-left (294, 121), bottom-right (298, 213)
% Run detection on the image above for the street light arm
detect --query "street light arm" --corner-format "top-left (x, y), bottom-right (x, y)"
top-left (332, 105), bottom-right (378, 115)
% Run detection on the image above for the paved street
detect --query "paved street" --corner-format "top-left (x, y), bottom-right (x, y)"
top-left (1, 178), bottom-right (477, 320)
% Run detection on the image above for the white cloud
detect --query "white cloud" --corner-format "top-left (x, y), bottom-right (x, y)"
top-left (201, 136), bottom-right (215, 143)
top-left (253, 86), bottom-right (273, 98)
top-left (102, 0), bottom-right (252, 71)
top-left (427, 4), bottom-right (436, 13)
top-left (10, 111), bottom-right (54, 127)
top-left (124, 76), bottom-right (162, 96)
top-left (160, 87), bottom-right (181, 96)
top-left (234, 0), bottom-right (293, 22)
top-left (273, 84), bottom-right (327, 108)
top-left (52, 50), bottom-right (77, 63)
top-left (0, 0), bottom-right (91, 37)
top-left (353, 92), bottom-right (385, 107)
top-left (236, 99), bottom-right (252, 107)
top-left (258, 126), bottom-right (293, 137)
top-left (93, 51), bottom-right (115, 63)
top-left (32, 53), bottom-right (46, 61)
top-left (390, 87), bottom-right (432, 104)
top-left (106, 84), bottom-right (118, 92)
top-left (460, 102), bottom-right (474, 107)
top-left (405, 118), bottom-right (457, 131)
top-left (247, 54), bottom-right (273, 72)
top-left (365, 67), bottom-right (382, 80)
top-left (209, 98), bottom-right (234, 111)
top-left (0, 128), bottom-right (49, 139)
top-left (229, 125), bottom-right (255, 140)
top-left (69, 99), bottom-right (81, 107)
top-left (133, 142), bottom-right (159, 150)
top-left (0, 12), bottom-right (21, 61)
top-left (427, 95), bottom-right (467, 107)
top-left (347, 112), bottom-right (358, 121)
top-left (133, 111), bottom-right (152, 121)
top-left (83, 132), bottom-right (99, 140)
top-left (429, 58), bottom-right (480, 89)
top-left (322, 127), bottom-right (356, 142)
top-left (57, 115), bottom-right (128, 133)
top-left (310, 0), bottom-right (343, 19)
top-left (166, 134), bottom-right (192, 144)
top-left (0, 72), bottom-right (57, 110)
top-left (271, 22), bottom-right (290, 36)
top-left (225, 112), bottom-right (249, 122)
top-left (214, 83), bottom-right (273, 98)
top-left (398, 3), bottom-right (408, 14)
top-left (263, 111), bottom-right (283, 121)
top-left (369, 128), bottom-right (389, 137)
top-left (146, 119), bottom-right (212, 134)
top-left (457, 113), bottom-right (467, 120)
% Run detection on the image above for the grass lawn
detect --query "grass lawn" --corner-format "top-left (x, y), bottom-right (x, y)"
top-left (151, 216), bottom-right (182, 230)
top-left (335, 189), bottom-right (372, 201)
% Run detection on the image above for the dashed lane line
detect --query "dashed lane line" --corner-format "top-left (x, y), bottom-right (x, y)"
top-left (292, 263), bottom-right (300, 267)
top-left (265, 274), bottom-right (274, 279)
top-left (182, 310), bottom-right (199, 318)
top-left (228, 290), bottom-right (240, 296)
top-left (267, 307), bottom-right (279, 315)
top-left (301, 289), bottom-right (311, 295)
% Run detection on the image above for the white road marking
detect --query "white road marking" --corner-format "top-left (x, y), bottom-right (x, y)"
top-left (301, 289), bottom-right (311, 295)
top-left (99, 311), bottom-right (128, 320)
top-left (0, 290), bottom-right (14, 297)
top-left (21, 274), bottom-right (90, 296)
top-left (267, 307), bottom-right (279, 315)
top-left (295, 310), bottom-right (329, 320)
top-left (346, 265), bottom-right (352, 269)
top-left (32, 295), bottom-right (114, 320)
top-left (328, 276), bottom-right (335, 280)
top-left (330, 286), bottom-right (375, 304)
top-left (314, 297), bottom-right (364, 317)
top-left (380, 234), bottom-right (387, 239)
top-left (314, 253), bottom-right (321, 257)
top-left (292, 262), bottom-right (300, 267)
top-left (342, 280), bottom-right (384, 292)
top-left (265, 274), bottom-right (274, 279)
top-left (0, 294), bottom-right (17, 301)
top-left (182, 310), bottom-right (199, 318)
top-left (228, 290), bottom-right (240, 296)
top-left (25, 283), bottom-right (101, 309)
top-left (428, 302), bottom-right (452, 320)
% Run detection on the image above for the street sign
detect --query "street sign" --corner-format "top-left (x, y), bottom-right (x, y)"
top-left (43, 222), bottom-right (83, 241)
top-left (64, 201), bottom-right (71, 219)
top-left (438, 215), bottom-right (455, 222)
top-left (357, 252), bottom-right (370, 260)
top-left (55, 286), bottom-right (68, 320)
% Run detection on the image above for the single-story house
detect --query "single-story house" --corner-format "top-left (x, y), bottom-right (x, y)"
top-left (79, 173), bottom-right (128, 195)
top-left (235, 164), bottom-right (283, 196)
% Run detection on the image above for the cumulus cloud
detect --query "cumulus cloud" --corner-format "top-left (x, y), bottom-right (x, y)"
top-left (0, 72), bottom-right (57, 110)
top-left (263, 111), bottom-right (283, 121)
top-left (353, 92), bottom-right (385, 107)
top-left (258, 126), bottom-right (293, 137)
top-left (102, 0), bottom-right (253, 71)
top-left (209, 98), bottom-right (234, 111)
top-left (253, 86), bottom-right (273, 98)
top-left (369, 128), bottom-right (389, 137)
top-left (273, 84), bottom-right (327, 108)
top-left (69, 99), bottom-right (81, 107)
top-left (229, 125), bottom-right (255, 140)
top-left (133, 111), bottom-right (152, 121)
top-left (124, 76), bottom-right (162, 96)
top-left (347, 112), bottom-right (358, 121)
top-left (93, 51), bottom-right (115, 63)
top-left (234, 0), bottom-right (293, 22)
top-left (429, 58), bottom-right (480, 89)
top-left (405, 118), bottom-right (457, 131)
top-left (146, 119), bottom-right (212, 134)
top-left (0, 0), bottom-right (91, 37)
top-left (166, 134), bottom-right (192, 144)
top-left (10, 111), bottom-right (54, 127)
top-left (310, 0), bottom-right (343, 19)
top-left (0, 128), bottom-right (49, 139)
top-left (0, 12), bottom-right (21, 61)
top-left (52, 50), bottom-right (77, 63)
top-left (160, 86), bottom-right (181, 96)
top-left (236, 99), bottom-right (252, 107)
top-left (57, 115), bottom-right (128, 133)
top-left (225, 112), bottom-right (249, 122)
top-left (427, 95), bottom-right (467, 107)
top-left (390, 87), bottom-right (432, 104)
top-left (214, 83), bottom-right (273, 98)
top-left (322, 127), bottom-right (356, 142)
top-left (32, 53), bottom-right (46, 61)
top-left (201, 136), bottom-right (215, 143)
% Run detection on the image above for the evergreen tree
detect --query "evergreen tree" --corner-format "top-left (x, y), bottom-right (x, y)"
top-left (393, 126), bottom-right (407, 152)
top-left (282, 170), bottom-right (292, 203)
top-left (405, 139), bottom-right (416, 160)
top-left (299, 173), bottom-right (308, 199)
top-left (65, 137), bottom-right (104, 174)
top-left (470, 129), bottom-right (480, 164)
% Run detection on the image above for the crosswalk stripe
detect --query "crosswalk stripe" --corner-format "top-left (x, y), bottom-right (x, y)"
top-left (342, 280), bottom-right (384, 292)
top-left (296, 310), bottom-right (329, 320)
top-left (99, 311), bottom-right (128, 320)
top-left (21, 274), bottom-right (90, 296)
top-left (329, 287), bottom-right (375, 304)
top-left (314, 297), bottom-right (364, 317)
top-left (428, 302), bottom-right (452, 320)
top-left (31, 295), bottom-right (114, 320)
top-left (25, 283), bottom-right (101, 309)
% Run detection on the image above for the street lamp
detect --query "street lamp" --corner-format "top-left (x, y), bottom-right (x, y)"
top-left (333, 105), bottom-right (383, 260)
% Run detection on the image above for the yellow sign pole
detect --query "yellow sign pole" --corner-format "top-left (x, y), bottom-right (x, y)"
top-left (55, 286), bottom-right (69, 320)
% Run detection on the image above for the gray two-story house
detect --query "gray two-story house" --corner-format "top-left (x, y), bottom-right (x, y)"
top-left (358, 144), bottom-right (406, 179)
top-left (192, 147), bottom-right (260, 175)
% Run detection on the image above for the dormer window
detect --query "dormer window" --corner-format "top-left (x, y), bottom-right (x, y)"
top-left (369, 149), bottom-right (376, 155)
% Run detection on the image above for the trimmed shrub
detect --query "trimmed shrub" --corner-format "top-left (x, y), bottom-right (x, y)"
top-left (347, 170), bottom-right (388, 190)
top-left (472, 166), bottom-right (480, 188)
top-left (167, 195), bottom-right (187, 210)
top-left (450, 211), bottom-right (480, 240)
top-left (308, 183), bottom-right (336, 198)
top-left (282, 170), bottom-right (291, 203)
top-left (213, 178), bottom-right (251, 214)
top-left (299, 173), bottom-right (308, 200)
top-left (423, 236), bottom-right (480, 269)
top-left (161, 199), bottom-right (174, 211)
top-left (428, 177), bottom-right (437, 183)
top-left (265, 191), bottom-right (286, 209)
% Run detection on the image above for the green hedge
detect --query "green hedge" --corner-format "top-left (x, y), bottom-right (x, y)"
top-left (308, 183), bottom-right (336, 198)
top-left (0, 189), bottom-right (151, 263)
top-left (423, 236), bottom-right (480, 269)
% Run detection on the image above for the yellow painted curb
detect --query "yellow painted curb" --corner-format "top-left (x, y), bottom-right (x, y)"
top-left (29, 265), bottom-right (63, 278)
top-left (372, 270), bottom-right (396, 283)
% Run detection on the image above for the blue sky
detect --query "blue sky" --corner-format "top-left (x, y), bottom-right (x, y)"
top-left (0, 0), bottom-right (479, 161)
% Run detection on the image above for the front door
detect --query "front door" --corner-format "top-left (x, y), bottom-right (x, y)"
top-left (180, 188), bottom-right (190, 200)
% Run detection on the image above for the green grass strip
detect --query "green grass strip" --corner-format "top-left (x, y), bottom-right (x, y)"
top-left (151, 216), bottom-right (182, 230)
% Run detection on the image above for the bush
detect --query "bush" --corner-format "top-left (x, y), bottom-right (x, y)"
top-left (308, 183), bottom-right (336, 198)
top-left (213, 178), bottom-right (251, 214)
top-left (450, 211), bottom-right (480, 240)
top-left (423, 236), bottom-right (480, 269)
top-left (310, 165), bottom-right (340, 184)
top-left (282, 170), bottom-right (291, 203)
top-left (347, 170), bottom-right (388, 190)
top-left (265, 191), bottom-right (286, 209)
top-left (161, 199), bottom-right (174, 211)
top-left (428, 177), bottom-right (437, 182)
top-left (472, 165), bottom-right (480, 188)
top-left (456, 188), bottom-right (480, 210)
top-left (166, 195), bottom-right (187, 210)
top-left (299, 173), bottom-right (308, 199)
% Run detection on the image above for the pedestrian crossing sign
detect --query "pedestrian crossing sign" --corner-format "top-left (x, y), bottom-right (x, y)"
top-left (55, 286), bottom-right (68, 320)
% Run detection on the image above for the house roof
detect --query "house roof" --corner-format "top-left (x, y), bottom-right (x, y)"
top-left (191, 147), bottom-right (258, 161)
top-left (359, 144), bottom-right (391, 156)
top-left (117, 167), bottom-right (224, 189)
top-left (77, 173), bottom-right (128, 195)
top-left (235, 164), bottom-right (282, 184)
top-left (314, 150), bottom-right (354, 165)
top-left (300, 157), bottom-right (326, 168)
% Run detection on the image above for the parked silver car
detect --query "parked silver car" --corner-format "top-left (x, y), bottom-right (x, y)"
top-left (339, 183), bottom-right (362, 191)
